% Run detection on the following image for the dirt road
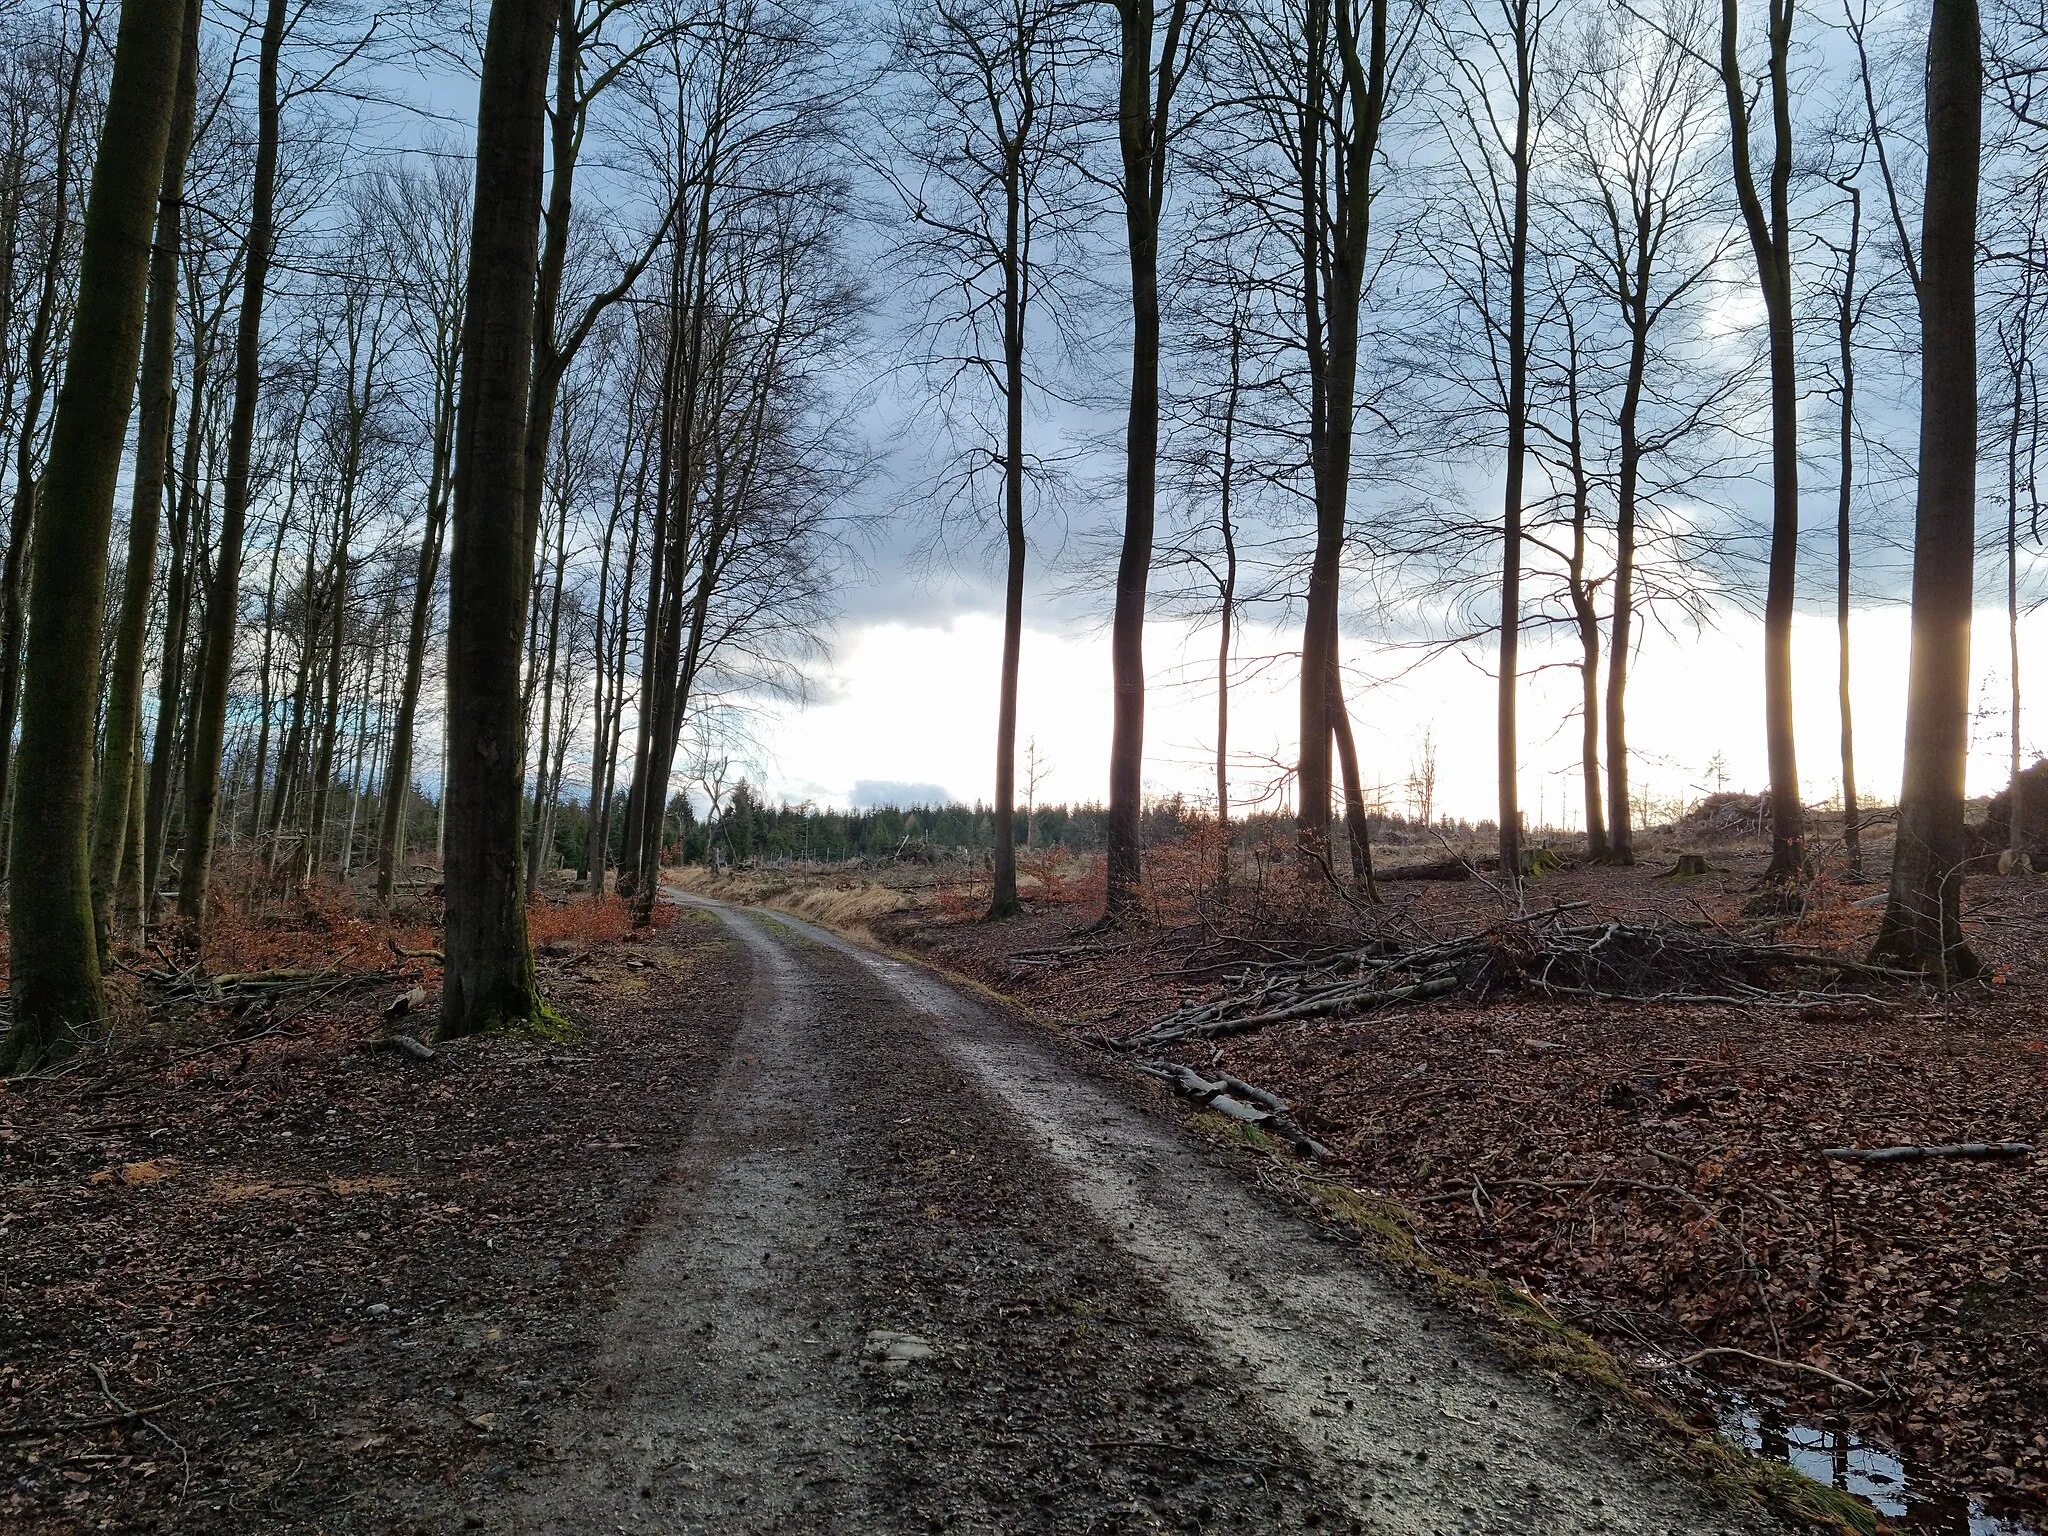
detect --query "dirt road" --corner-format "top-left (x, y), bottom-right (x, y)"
top-left (502, 896), bottom-right (1777, 1535)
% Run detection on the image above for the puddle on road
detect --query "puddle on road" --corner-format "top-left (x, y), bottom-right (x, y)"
top-left (1723, 1404), bottom-right (2039, 1534)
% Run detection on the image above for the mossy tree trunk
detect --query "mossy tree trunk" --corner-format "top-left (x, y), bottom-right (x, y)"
top-left (1, 0), bottom-right (189, 1073)
top-left (90, 0), bottom-right (202, 961)
top-left (0, 0), bottom-right (92, 884)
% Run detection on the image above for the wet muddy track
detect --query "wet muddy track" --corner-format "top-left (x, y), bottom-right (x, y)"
top-left (499, 897), bottom-right (1786, 1535)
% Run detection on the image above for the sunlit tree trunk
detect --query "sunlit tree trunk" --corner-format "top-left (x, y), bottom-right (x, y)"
top-left (1562, 321), bottom-right (1608, 859)
top-left (1720, 0), bottom-right (1805, 881)
top-left (1874, 0), bottom-right (1980, 975)
top-left (1835, 185), bottom-right (1863, 878)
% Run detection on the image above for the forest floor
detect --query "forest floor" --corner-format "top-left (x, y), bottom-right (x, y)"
top-left (3, 840), bottom-right (2039, 1535)
top-left (5, 864), bottom-right (1880, 1535)
top-left (672, 828), bottom-right (2048, 1536)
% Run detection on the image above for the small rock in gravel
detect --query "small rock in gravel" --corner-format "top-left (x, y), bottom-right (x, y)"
top-left (864, 1330), bottom-right (936, 1372)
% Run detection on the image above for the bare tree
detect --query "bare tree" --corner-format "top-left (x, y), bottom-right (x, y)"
top-left (872, 0), bottom-right (1086, 919)
top-left (1100, 0), bottom-right (1209, 921)
top-left (1719, 0), bottom-right (1806, 881)
top-left (373, 156), bottom-right (468, 902)
top-left (1433, 0), bottom-right (1549, 878)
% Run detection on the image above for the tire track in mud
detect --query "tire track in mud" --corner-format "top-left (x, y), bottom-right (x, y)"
top-left (506, 896), bottom-right (1779, 1535)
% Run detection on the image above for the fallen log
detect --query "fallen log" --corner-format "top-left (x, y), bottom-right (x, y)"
top-left (1821, 1141), bottom-right (2031, 1163)
top-left (1137, 1061), bottom-right (1331, 1159)
top-left (1133, 972), bottom-right (1461, 1047)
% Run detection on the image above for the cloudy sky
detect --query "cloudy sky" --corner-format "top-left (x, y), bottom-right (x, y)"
top-left (366, 21), bottom-right (2045, 828)
top-left (747, 582), bottom-right (2044, 825)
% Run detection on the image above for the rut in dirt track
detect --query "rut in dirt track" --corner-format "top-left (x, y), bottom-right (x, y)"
top-left (502, 896), bottom-right (1779, 1536)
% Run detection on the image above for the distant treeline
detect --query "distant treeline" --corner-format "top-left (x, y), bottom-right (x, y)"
top-left (567, 785), bottom-right (1497, 868)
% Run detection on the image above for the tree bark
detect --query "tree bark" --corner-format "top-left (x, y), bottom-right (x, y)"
top-left (525, 495), bottom-right (569, 895)
top-left (2008, 338), bottom-right (2028, 867)
top-left (1103, 0), bottom-right (1194, 921)
top-left (1215, 324), bottom-right (1239, 893)
top-left (1720, 0), bottom-right (1805, 881)
top-left (0, 0), bottom-right (187, 1071)
top-left (1874, 0), bottom-right (1979, 973)
top-left (439, 0), bottom-right (558, 1039)
top-left (0, 0), bottom-right (92, 881)
top-left (144, 280), bottom-right (216, 911)
top-left (1329, 657), bottom-right (1376, 897)
top-left (88, 0), bottom-right (202, 960)
top-left (1563, 321), bottom-right (1608, 858)
top-left (1836, 185), bottom-right (1863, 878)
top-left (376, 316), bottom-right (456, 901)
top-left (988, 116), bottom-right (1031, 921)
top-left (1495, 0), bottom-right (1534, 882)
top-left (179, 0), bottom-right (288, 922)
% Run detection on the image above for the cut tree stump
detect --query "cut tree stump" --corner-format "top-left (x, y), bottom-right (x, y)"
top-left (1657, 853), bottom-right (1716, 879)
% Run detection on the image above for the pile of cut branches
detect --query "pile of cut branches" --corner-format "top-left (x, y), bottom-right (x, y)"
top-left (129, 953), bottom-right (403, 1008)
top-left (1120, 905), bottom-right (1913, 1050)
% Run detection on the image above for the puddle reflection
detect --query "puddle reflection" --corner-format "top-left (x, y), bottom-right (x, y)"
top-left (1725, 1404), bottom-right (2038, 1535)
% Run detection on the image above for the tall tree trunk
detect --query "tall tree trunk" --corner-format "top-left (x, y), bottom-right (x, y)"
top-left (1496, 0), bottom-right (1534, 882)
top-left (180, 0), bottom-right (288, 922)
top-left (1564, 323), bottom-right (1608, 858)
top-left (1102, 0), bottom-right (1193, 921)
top-left (243, 455), bottom-right (299, 842)
top-left (303, 557), bottom-right (349, 879)
top-left (1873, 0), bottom-right (1980, 975)
top-left (0, 0), bottom-right (187, 1071)
top-left (578, 404), bottom-right (638, 891)
top-left (145, 307), bottom-right (211, 910)
top-left (89, 0), bottom-right (202, 959)
top-left (1329, 658), bottom-right (1376, 896)
top-left (525, 497), bottom-right (569, 895)
top-left (615, 273), bottom-right (686, 902)
top-left (1836, 185), bottom-right (1863, 878)
top-left (121, 712), bottom-right (147, 945)
top-left (1215, 324), bottom-right (1240, 893)
top-left (2009, 348), bottom-right (2029, 868)
top-left (989, 143), bottom-right (1029, 921)
top-left (376, 347), bottom-right (455, 901)
top-left (588, 463), bottom-right (642, 901)
top-left (0, 0), bottom-right (92, 880)
top-left (1721, 0), bottom-right (1805, 882)
top-left (439, 0), bottom-right (558, 1038)
top-left (264, 551), bottom-right (323, 859)
top-left (1601, 267), bottom-right (1651, 865)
